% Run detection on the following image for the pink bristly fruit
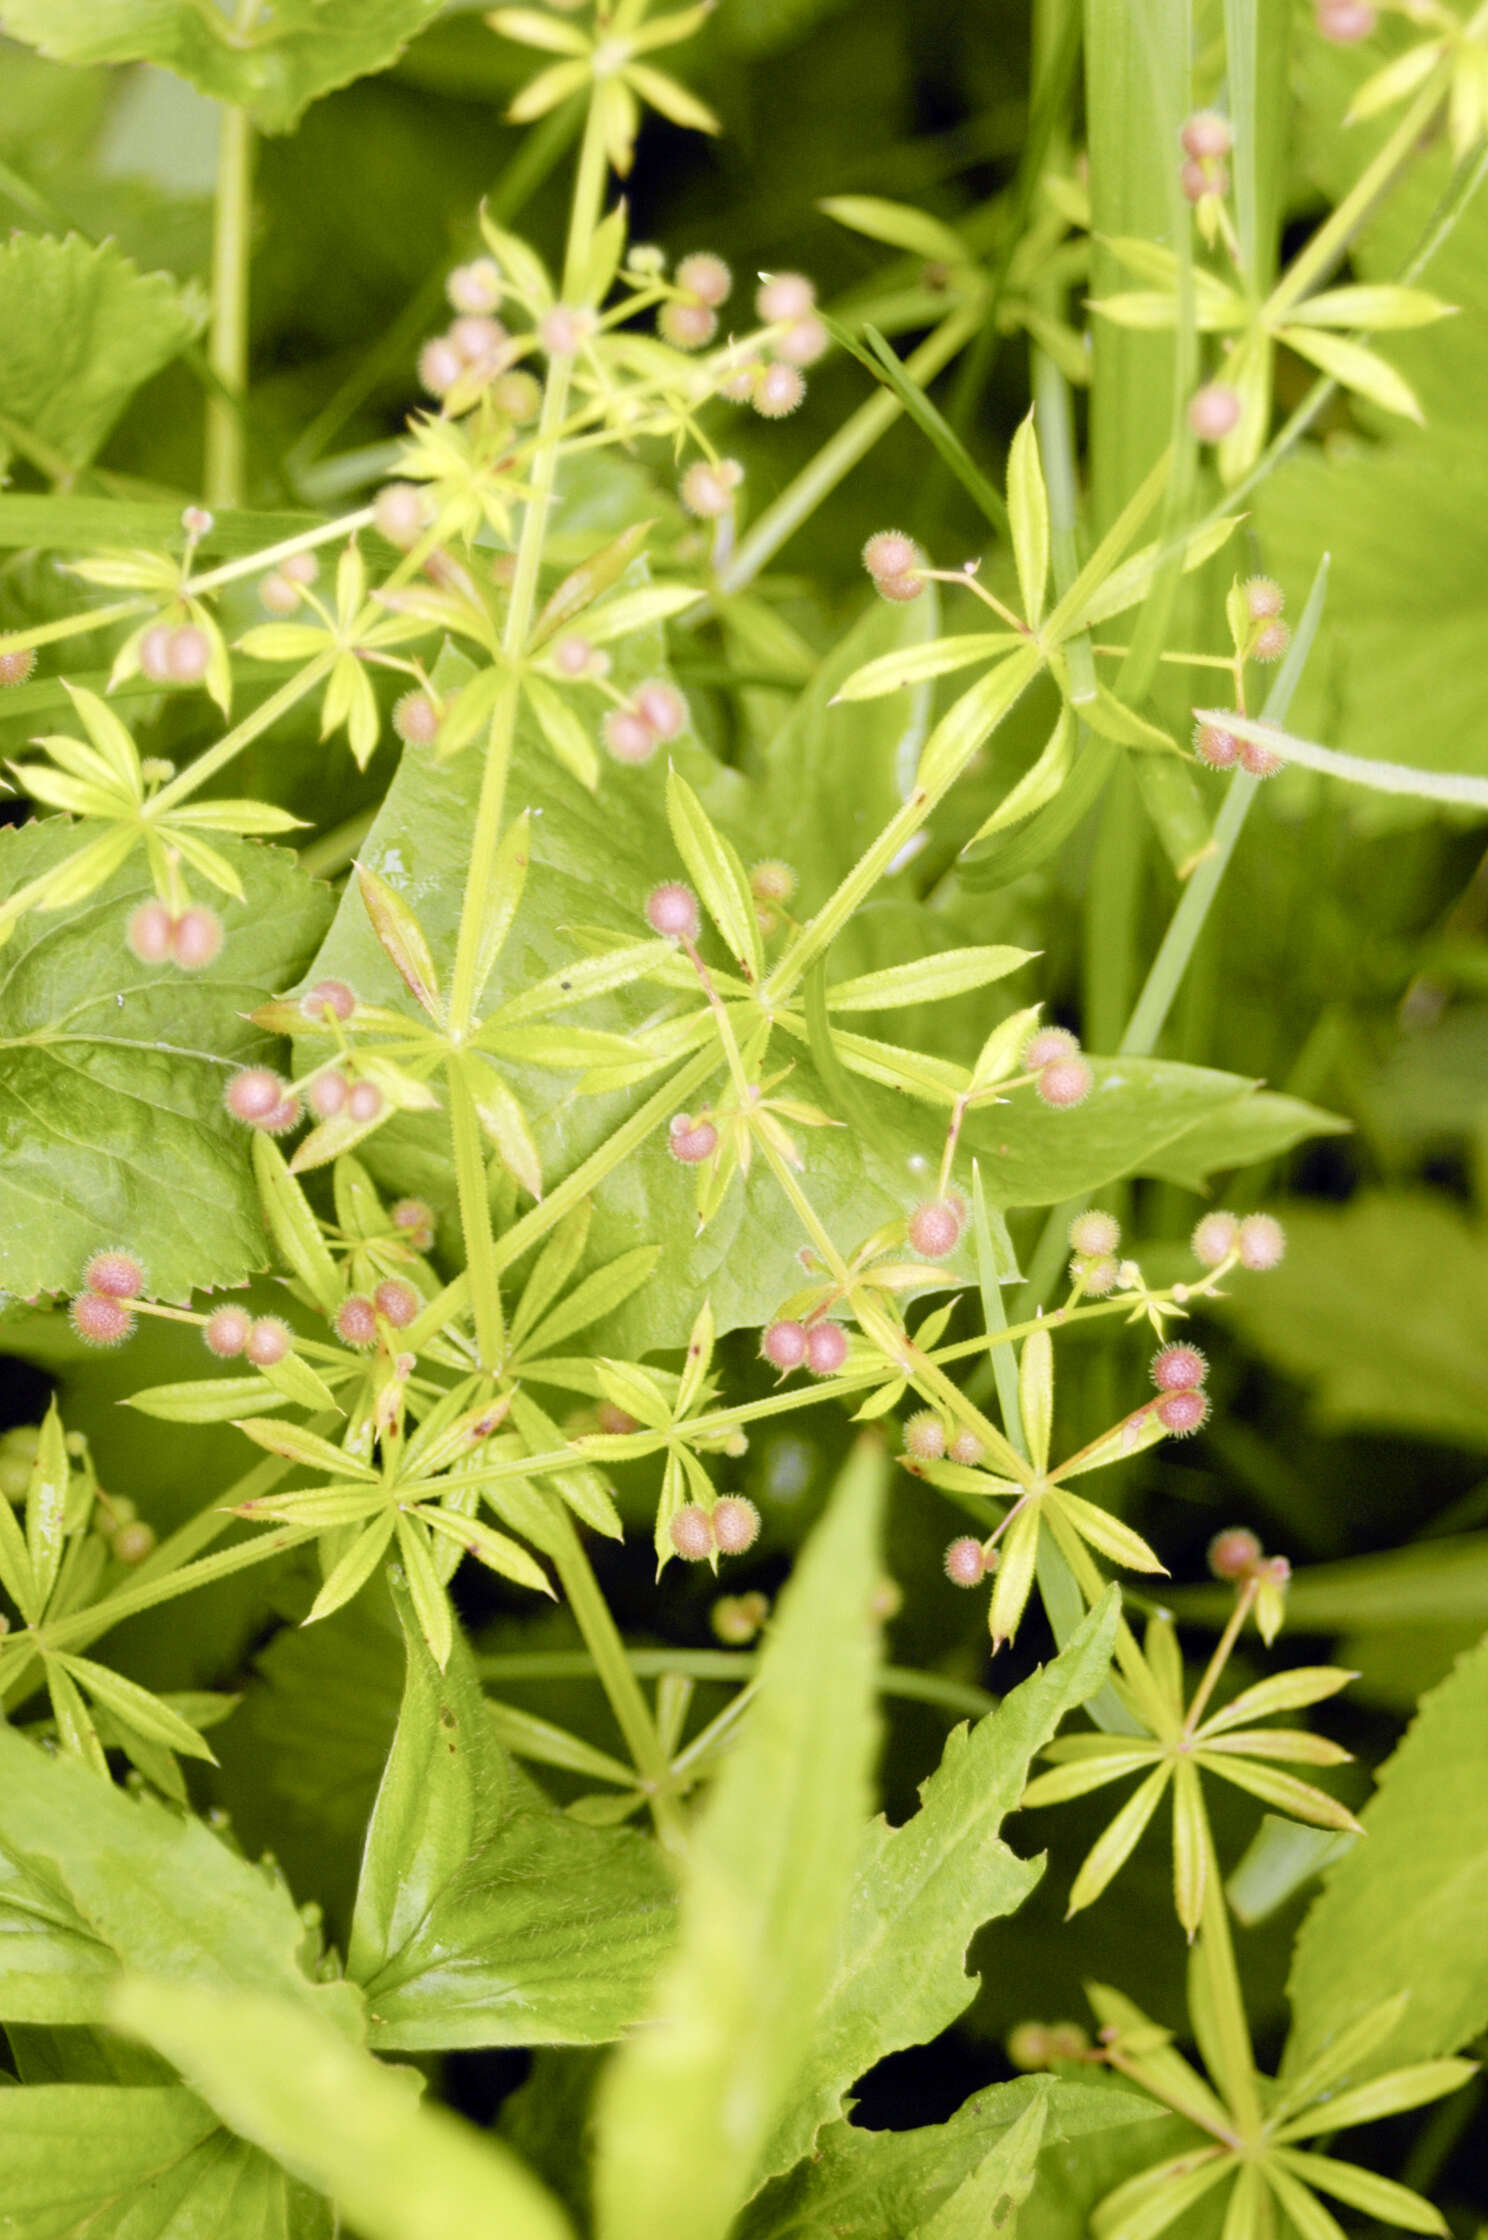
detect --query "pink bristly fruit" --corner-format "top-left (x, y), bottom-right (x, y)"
top-left (1316, 0), bottom-right (1376, 41)
top-left (204, 1304), bottom-right (253, 1358)
top-left (660, 299), bottom-right (717, 349)
top-left (603, 709), bottom-right (658, 765)
top-left (166, 626), bottom-right (211, 684)
top-left (69, 1293), bottom-right (136, 1348)
top-left (645, 882), bottom-right (702, 941)
top-left (1191, 1210), bottom-right (1241, 1268)
top-left (668, 1114), bottom-right (719, 1165)
top-left (634, 680), bottom-right (688, 740)
top-left (392, 1198), bottom-right (436, 1250)
top-left (335, 1295), bottom-right (379, 1349)
top-left (1157, 1388), bottom-right (1209, 1437)
top-left (171, 907), bottom-right (223, 971)
top-left (374, 1279), bottom-right (421, 1329)
top-left (761, 1319), bottom-right (809, 1371)
top-left (712, 1496), bottom-right (761, 1556)
top-left (1023, 1025), bottom-right (1079, 1069)
top-left (112, 1520), bottom-right (157, 1564)
top-left (394, 692), bottom-right (440, 747)
top-left (127, 901), bottom-right (175, 964)
top-left (245, 1316), bottom-right (291, 1367)
top-left (224, 1068), bottom-right (292, 1126)
top-left (944, 1536), bottom-right (988, 1587)
top-left (1239, 733), bottom-right (1286, 779)
top-left (753, 362), bottom-right (806, 418)
top-left (1068, 1209), bottom-right (1120, 1257)
top-left (1037, 1055), bottom-right (1094, 1109)
top-left (0, 645), bottom-right (37, 687)
top-left (1152, 1342), bottom-right (1208, 1393)
top-left (1188, 383), bottom-right (1242, 442)
top-left (302, 978), bottom-right (356, 1023)
top-left (676, 252), bottom-right (733, 306)
top-left (374, 482), bottom-right (428, 549)
top-left (309, 1071), bottom-right (349, 1119)
top-left (1208, 1526), bottom-right (1263, 1580)
top-left (1251, 619), bottom-right (1291, 663)
top-left (82, 1251), bottom-right (145, 1301)
top-left (1180, 111), bottom-right (1233, 160)
top-left (681, 458), bottom-right (743, 518)
top-left (756, 272), bottom-right (816, 323)
top-left (669, 1504), bottom-right (715, 1561)
top-left (1194, 721), bottom-right (1241, 771)
top-left (804, 1320), bottom-right (849, 1377)
top-left (1237, 1212), bottom-right (1286, 1270)
top-left (347, 1080), bottom-right (383, 1124)
top-left (908, 1198), bottom-right (964, 1260)
top-left (903, 1410), bottom-right (947, 1461)
top-left (948, 1430), bottom-right (984, 1467)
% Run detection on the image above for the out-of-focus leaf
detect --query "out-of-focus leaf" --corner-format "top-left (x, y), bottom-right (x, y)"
top-left (1139, 1090), bottom-right (1350, 1190)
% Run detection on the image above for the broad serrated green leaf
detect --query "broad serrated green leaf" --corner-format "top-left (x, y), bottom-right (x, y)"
top-left (594, 1438), bottom-right (886, 2240)
top-left (347, 1572), bottom-right (674, 2049)
top-left (0, 0), bottom-right (446, 134)
top-left (111, 1975), bottom-right (572, 2240)
top-left (758, 1590), bottom-right (1118, 2179)
top-left (0, 233), bottom-right (204, 470)
top-left (0, 1723), bottom-right (362, 2032)
top-left (1284, 1628), bottom-right (1488, 2081)
top-left (0, 824), bottom-right (333, 1302)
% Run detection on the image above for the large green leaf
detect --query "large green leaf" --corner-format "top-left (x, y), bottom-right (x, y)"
top-left (1139, 1090), bottom-right (1350, 1193)
top-left (593, 1437), bottom-right (886, 2240)
top-left (111, 1975), bottom-right (573, 2240)
top-left (1220, 1194), bottom-right (1488, 1450)
top-left (0, 823), bottom-right (333, 1302)
top-left (912, 2087), bottom-right (1050, 2240)
top-left (348, 1571), bottom-right (676, 2050)
top-left (0, 2082), bottom-right (330, 2240)
top-left (1284, 1628), bottom-right (1488, 2082)
top-left (0, 0), bottom-right (446, 135)
top-left (0, 233), bottom-right (204, 470)
top-left (758, 1589), bottom-right (1120, 2180)
top-left (737, 2077), bottom-right (1165, 2240)
top-left (0, 1723), bottom-right (361, 2034)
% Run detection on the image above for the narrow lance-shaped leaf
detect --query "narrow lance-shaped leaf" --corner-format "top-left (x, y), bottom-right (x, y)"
top-left (665, 768), bottom-right (764, 983)
top-left (357, 863), bottom-right (442, 1018)
top-left (1005, 410), bottom-right (1050, 628)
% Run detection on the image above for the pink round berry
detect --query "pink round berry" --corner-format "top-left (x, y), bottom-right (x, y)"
top-left (224, 1067), bottom-right (288, 1124)
top-left (805, 1320), bottom-right (849, 1377)
top-left (245, 1315), bottom-right (291, 1367)
top-left (604, 709), bottom-right (659, 765)
top-left (1188, 383), bottom-right (1242, 442)
top-left (166, 626), bottom-right (210, 684)
top-left (539, 305), bottom-right (595, 357)
top-left (862, 530), bottom-right (921, 583)
top-left (447, 257), bottom-right (503, 315)
top-left (1023, 1025), bottom-right (1079, 1069)
top-left (138, 625), bottom-right (174, 682)
top-left (677, 252), bottom-right (732, 307)
top-left (1239, 734), bottom-right (1285, 779)
top-left (259, 571), bottom-right (299, 615)
top-left (949, 1429), bottom-right (984, 1467)
top-left (282, 552), bottom-right (318, 586)
top-left (69, 1293), bottom-right (135, 1348)
top-left (335, 1295), bottom-right (379, 1349)
top-left (374, 483), bottom-right (428, 549)
top-left (0, 645), bottom-right (36, 687)
top-left (1181, 159), bottom-right (1224, 205)
top-left (756, 272), bottom-right (816, 323)
top-left (1251, 619), bottom-right (1291, 663)
top-left (1192, 1211), bottom-right (1240, 1267)
top-left (171, 906), bottom-right (223, 971)
top-left (1074, 1253), bottom-right (1120, 1296)
top-left (1194, 721), bottom-right (1241, 771)
top-left (127, 901), bottom-right (175, 965)
top-left (944, 1536), bottom-right (987, 1587)
top-left (904, 1410), bottom-right (947, 1461)
top-left (645, 882), bottom-right (702, 941)
top-left (1157, 1388), bottom-right (1209, 1437)
top-left (553, 634), bottom-right (592, 677)
top-left (1037, 1056), bottom-right (1094, 1109)
top-left (309, 1070), bottom-right (349, 1119)
top-left (750, 859), bottom-right (796, 906)
top-left (775, 313), bottom-right (829, 367)
top-left (394, 691), bottom-right (440, 747)
top-left (669, 1504), bottom-right (715, 1561)
top-left (1208, 1526), bottom-right (1262, 1581)
top-left (419, 336), bottom-right (464, 396)
top-left (1152, 1342), bottom-right (1208, 1393)
top-left (374, 1278), bottom-right (421, 1328)
top-left (596, 1402), bottom-right (640, 1436)
top-left (392, 1198), bottom-right (435, 1249)
top-left (753, 362), bottom-right (806, 418)
top-left (450, 314), bottom-right (507, 365)
top-left (908, 1199), bottom-right (963, 1260)
top-left (681, 459), bottom-right (742, 518)
top-left (667, 1114), bottom-right (719, 1164)
top-left (204, 1303), bottom-right (252, 1358)
top-left (660, 299), bottom-right (717, 350)
top-left (1261, 1553), bottom-right (1291, 1587)
top-left (1243, 576), bottom-right (1285, 619)
top-left (1068, 1209), bottom-right (1120, 1257)
top-left (712, 1495), bottom-right (760, 1555)
top-left (1181, 111), bottom-right (1233, 161)
top-left (1316, 0), bottom-right (1376, 40)
top-left (635, 680), bottom-right (688, 740)
top-left (762, 1319), bottom-right (808, 1371)
top-left (347, 1080), bottom-right (383, 1124)
top-left (717, 358), bottom-right (760, 403)
top-left (1237, 1212), bottom-right (1285, 1270)
top-left (83, 1251), bottom-right (144, 1300)
top-left (302, 978), bottom-right (356, 1024)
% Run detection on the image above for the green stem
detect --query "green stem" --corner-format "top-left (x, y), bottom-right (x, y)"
top-left (1195, 1802), bottom-right (1263, 2133)
top-left (447, 1060), bottom-right (506, 1369)
top-left (205, 105), bottom-right (254, 509)
top-left (476, 1645), bottom-right (999, 1719)
top-left (1265, 72), bottom-right (1450, 320)
top-left (150, 655), bottom-right (335, 813)
top-left (717, 305), bottom-right (982, 594)
top-left (546, 1509), bottom-right (685, 1849)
